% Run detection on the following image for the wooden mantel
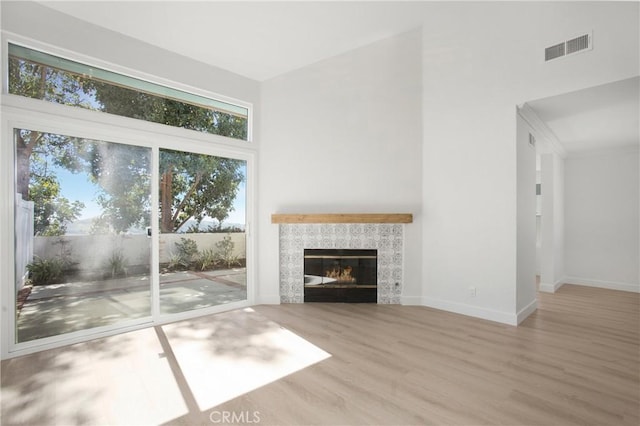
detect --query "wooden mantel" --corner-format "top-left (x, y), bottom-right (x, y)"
top-left (271, 213), bottom-right (413, 224)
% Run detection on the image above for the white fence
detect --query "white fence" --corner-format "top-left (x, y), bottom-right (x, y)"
top-left (15, 194), bottom-right (34, 291)
top-left (33, 232), bottom-right (246, 278)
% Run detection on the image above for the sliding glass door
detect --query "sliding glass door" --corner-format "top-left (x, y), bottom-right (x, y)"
top-left (14, 128), bottom-right (152, 343)
top-left (157, 148), bottom-right (247, 314)
top-left (13, 128), bottom-right (249, 346)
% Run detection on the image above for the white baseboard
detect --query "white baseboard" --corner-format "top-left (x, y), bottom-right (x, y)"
top-left (421, 297), bottom-right (518, 326)
top-left (538, 279), bottom-right (565, 293)
top-left (563, 276), bottom-right (640, 293)
top-left (256, 294), bottom-right (282, 304)
top-left (400, 296), bottom-right (423, 305)
top-left (516, 299), bottom-right (538, 324)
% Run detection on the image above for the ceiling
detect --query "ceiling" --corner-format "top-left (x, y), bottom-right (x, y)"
top-left (37, 1), bottom-right (431, 82)
top-left (527, 77), bottom-right (639, 155)
top-left (36, 1), bottom-right (640, 155)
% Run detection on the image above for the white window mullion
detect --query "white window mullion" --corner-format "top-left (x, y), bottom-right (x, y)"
top-left (150, 145), bottom-right (161, 320)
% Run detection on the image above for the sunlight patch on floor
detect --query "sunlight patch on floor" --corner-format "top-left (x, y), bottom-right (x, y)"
top-left (1, 327), bottom-right (189, 426)
top-left (2, 307), bottom-right (331, 425)
top-left (162, 307), bottom-right (332, 411)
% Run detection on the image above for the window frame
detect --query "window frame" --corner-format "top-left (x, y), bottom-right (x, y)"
top-left (2, 33), bottom-right (254, 143)
top-left (0, 33), bottom-right (257, 359)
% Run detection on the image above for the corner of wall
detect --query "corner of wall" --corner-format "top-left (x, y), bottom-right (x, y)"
top-left (516, 299), bottom-right (538, 325)
top-left (422, 297), bottom-right (520, 326)
top-left (538, 279), bottom-right (565, 293)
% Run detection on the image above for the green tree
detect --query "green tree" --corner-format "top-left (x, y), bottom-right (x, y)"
top-left (16, 129), bottom-right (87, 236)
top-left (30, 175), bottom-right (84, 236)
top-left (89, 81), bottom-right (247, 140)
top-left (10, 53), bottom-right (246, 235)
top-left (159, 150), bottom-right (244, 232)
top-left (85, 81), bottom-right (246, 233)
top-left (10, 58), bottom-right (93, 202)
top-left (87, 142), bottom-right (151, 233)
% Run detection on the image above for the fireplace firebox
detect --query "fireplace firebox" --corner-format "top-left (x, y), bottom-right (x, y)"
top-left (303, 249), bottom-right (377, 303)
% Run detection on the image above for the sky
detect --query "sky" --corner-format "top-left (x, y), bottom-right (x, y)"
top-left (55, 166), bottom-right (102, 220)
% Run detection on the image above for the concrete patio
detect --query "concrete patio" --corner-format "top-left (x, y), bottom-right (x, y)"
top-left (17, 268), bottom-right (247, 342)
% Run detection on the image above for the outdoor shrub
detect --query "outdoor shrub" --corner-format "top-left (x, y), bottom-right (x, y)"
top-left (205, 224), bottom-right (244, 233)
top-left (175, 238), bottom-right (198, 262)
top-left (26, 256), bottom-right (65, 285)
top-left (107, 250), bottom-right (127, 278)
top-left (167, 252), bottom-right (188, 271)
top-left (166, 238), bottom-right (199, 270)
top-left (194, 248), bottom-right (217, 271)
top-left (215, 234), bottom-right (240, 269)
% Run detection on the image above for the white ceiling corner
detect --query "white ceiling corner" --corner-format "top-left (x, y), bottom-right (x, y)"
top-left (526, 77), bottom-right (640, 155)
top-left (36, 1), bottom-right (430, 82)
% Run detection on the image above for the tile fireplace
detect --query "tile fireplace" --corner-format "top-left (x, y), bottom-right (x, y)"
top-left (274, 215), bottom-right (411, 304)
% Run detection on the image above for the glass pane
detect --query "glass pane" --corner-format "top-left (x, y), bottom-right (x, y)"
top-left (158, 148), bottom-right (247, 314)
top-left (9, 44), bottom-right (249, 140)
top-left (14, 129), bottom-right (152, 343)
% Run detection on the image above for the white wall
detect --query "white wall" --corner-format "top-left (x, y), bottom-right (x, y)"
top-left (421, 2), bottom-right (639, 324)
top-left (553, 157), bottom-right (566, 286)
top-left (259, 29), bottom-right (423, 304)
top-left (564, 149), bottom-right (639, 291)
top-left (535, 167), bottom-right (541, 275)
top-left (539, 153), bottom-right (566, 293)
top-left (516, 113), bottom-right (537, 322)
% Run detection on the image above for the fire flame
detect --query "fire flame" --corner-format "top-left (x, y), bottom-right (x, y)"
top-left (325, 265), bottom-right (356, 283)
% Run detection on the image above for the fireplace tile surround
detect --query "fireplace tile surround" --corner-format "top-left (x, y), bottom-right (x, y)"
top-left (278, 223), bottom-right (405, 303)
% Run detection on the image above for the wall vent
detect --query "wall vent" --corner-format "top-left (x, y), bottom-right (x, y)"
top-left (566, 34), bottom-right (590, 54)
top-left (545, 32), bottom-right (592, 61)
top-left (545, 43), bottom-right (565, 61)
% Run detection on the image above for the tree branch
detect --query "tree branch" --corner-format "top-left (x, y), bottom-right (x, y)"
top-left (171, 172), bottom-right (202, 226)
top-left (174, 216), bottom-right (193, 232)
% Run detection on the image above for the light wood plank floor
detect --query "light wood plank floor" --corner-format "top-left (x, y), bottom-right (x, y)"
top-left (2, 284), bottom-right (639, 425)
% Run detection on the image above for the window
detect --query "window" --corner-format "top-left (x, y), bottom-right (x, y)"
top-left (14, 128), bottom-right (153, 342)
top-left (3, 40), bottom-right (254, 356)
top-left (8, 44), bottom-right (249, 140)
top-left (13, 126), bottom-right (249, 342)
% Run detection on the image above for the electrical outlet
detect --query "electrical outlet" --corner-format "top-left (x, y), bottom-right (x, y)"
top-left (469, 286), bottom-right (477, 297)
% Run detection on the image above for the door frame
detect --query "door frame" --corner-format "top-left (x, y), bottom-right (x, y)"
top-left (1, 95), bottom-right (257, 359)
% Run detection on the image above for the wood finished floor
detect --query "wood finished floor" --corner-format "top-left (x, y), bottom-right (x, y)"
top-left (2, 284), bottom-right (639, 425)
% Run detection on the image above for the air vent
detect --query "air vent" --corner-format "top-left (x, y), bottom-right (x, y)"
top-left (545, 32), bottom-right (592, 61)
top-left (545, 43), bottom-right (565, 61)
top-left (566, 34), bottom-right (590, 54)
